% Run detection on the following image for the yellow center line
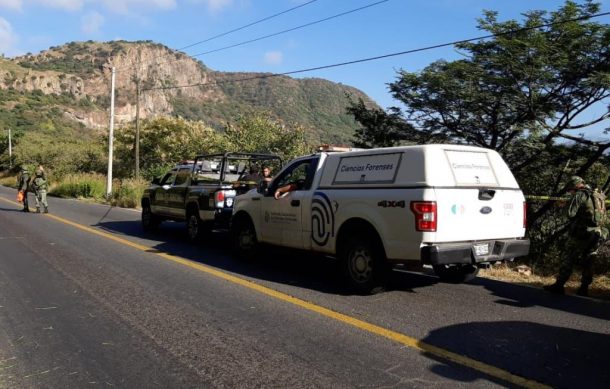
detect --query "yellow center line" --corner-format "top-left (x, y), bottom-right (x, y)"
top-left (0, 195), bottom-right (550, 388)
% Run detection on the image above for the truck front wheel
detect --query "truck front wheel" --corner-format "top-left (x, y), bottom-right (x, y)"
top-left (433, 264), bottom-right (479, 283)
top-left (339, 235), bottom-right (387, 295)
top-left (232, 218), bottom-right (258, 260)
top-left (142, 203), bottom-right (160, 232)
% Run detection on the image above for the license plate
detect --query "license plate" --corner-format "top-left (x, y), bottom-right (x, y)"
top-left (473, 243), bottom-right (489, 256)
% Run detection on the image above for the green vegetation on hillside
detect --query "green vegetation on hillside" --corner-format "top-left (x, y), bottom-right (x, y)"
top-left (213, 73), bottom-right (369, 144)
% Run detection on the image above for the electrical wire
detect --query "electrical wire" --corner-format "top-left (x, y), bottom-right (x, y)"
top-left (116, 0), bottom-right (319, 71)
top-left (142, 10), bottom-right (610, 92)
top-left (147, 0), bottom-right (390, 70)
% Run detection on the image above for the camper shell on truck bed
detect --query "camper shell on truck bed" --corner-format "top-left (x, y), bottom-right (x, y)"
top-left (232, 144), bottom-right (529, 293)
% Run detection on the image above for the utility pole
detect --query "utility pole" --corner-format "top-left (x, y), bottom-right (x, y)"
top-left (7, 128), bottom-right (12, 169)
top-left (106, 66), bottom-right (116, 198)
top-left (135, 49), bottom-right (141, 180)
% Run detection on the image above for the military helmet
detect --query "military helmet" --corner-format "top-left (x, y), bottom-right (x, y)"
top-left (567, 175), bottom-right (584, 188)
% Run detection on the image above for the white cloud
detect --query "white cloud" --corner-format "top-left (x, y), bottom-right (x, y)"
top-left (190, 0), bottom-right (233, 14)
top-left (264, 50), bottom-right (283, 65)
top-left (81, 10), bottom-right (104, 34)
top-left (0, 17), bottom-right (18, 55)
top-left (0, 0), bottom-right (23, 11)
top-left (99, 0), bottom-right (176, 14)
top-left (38, 0), bottom-right (83, 11)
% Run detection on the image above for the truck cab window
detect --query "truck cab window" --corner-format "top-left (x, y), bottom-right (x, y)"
top-left (272, 157), bottom-right (318, 193)
top-left (160, 172), bottom-right (176, 186)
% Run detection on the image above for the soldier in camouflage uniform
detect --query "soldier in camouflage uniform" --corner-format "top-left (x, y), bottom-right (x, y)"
top-left (544, 176), bottom-right (608, 296)
top-left (17, 165), bottom-right (30, 212)
top-left (31, 165), bottom-right (49, 214)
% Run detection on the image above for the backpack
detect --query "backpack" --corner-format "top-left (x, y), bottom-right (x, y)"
top-left (590, 188), bottom-right (607, 227)
top-left (33, 176), bottom-right (46, 190)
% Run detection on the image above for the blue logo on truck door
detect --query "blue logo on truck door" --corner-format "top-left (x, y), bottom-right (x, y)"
top-left (312, 191), bottom-right (336, 246)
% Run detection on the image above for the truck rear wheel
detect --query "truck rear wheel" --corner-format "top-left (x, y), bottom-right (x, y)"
top-left (339, 235), bottom-right (387, 295)
top-left (142, 203), bottom-right (160, 232)
top-left (433, 264), bottom-right (479, 283)
top-left (232, 218), bottom-right (258, 260)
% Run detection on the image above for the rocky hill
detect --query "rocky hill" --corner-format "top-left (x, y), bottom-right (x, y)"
top-left (0, 40), bottom-right (377, 143)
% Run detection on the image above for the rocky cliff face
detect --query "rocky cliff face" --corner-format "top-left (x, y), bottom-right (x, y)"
top-left (5, 42), bottom-right (226, 129)
top-left (1, 41), bottom-right (375, 141)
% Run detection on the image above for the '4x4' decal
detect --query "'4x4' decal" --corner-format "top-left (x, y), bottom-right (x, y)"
top-left (377, 200), bottom-right (406, 208)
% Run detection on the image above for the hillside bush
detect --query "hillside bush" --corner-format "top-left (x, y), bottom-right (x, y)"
top-left (110, 178), bottom-right (148, 208)
top-left (51, 173), bottom-right (106, 199)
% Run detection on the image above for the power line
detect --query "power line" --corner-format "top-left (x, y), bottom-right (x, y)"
top-left (142, 10), bottom-right (610, 93)
top-left (116, 0), bottom-right (319, 72)
top-left (148, 0), bottom-right (390, 70)
top-left (190, 0), bottom-right (389, 57)
top-left (178, 0), bottom-right (319, 52)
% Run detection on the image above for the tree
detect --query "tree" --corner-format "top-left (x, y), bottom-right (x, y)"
top-left (350, 0), bottom-right (610, 172)
top-left (114, 116), bottom-right (222, 179)
top-left (220, 111), bottom-right (313, 161)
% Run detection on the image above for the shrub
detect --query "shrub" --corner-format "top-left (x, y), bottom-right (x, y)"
top-left (111, 178), bottom-right (148, 208)
top-left (50, 173), bottom-right (106, 199)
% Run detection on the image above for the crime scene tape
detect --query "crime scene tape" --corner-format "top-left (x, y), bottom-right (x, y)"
top-left (525, 195), bottom-right (610, 205)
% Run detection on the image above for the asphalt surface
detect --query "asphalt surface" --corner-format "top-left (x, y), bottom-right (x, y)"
top-left (0, 185), bottom-right (609, 388)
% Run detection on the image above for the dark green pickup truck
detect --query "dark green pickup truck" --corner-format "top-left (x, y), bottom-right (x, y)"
top-left (141, 152), bottom-right (281, 242)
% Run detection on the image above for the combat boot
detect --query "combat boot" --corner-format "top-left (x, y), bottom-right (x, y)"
top-left (543, 283), bottom-right (565, 295)
top-left (43, 207), bottom-right (48, 214)
top-left (35, 207), bottom-right (40, 213)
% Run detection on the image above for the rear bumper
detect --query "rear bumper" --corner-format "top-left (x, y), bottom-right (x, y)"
top-left (212, 208), bottom-right (233, 230)
top-left (421, 239), bottom-right (530, 266)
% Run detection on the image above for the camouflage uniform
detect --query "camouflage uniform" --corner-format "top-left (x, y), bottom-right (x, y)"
top-left (17, 166), bottom-right (30, 212)
top-left (545, 176), bottom-right (607, 296)
top-left (31, 167), bottom-right (48, 213)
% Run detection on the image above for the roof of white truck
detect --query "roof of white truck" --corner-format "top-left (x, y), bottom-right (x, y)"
top-left (318, 144), bottom-right (520, 189)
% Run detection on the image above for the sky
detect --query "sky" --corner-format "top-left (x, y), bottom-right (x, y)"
top-left (0, 0), bottom-right (609, 110)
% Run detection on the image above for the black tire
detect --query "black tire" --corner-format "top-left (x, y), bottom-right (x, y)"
top-left (187, 210), bottom-right (208, 243)
top-left (339, 235), bottom-right (388, 295)
top-left (433, 264), bottom-right (479, 283)
top-left (231, 217), bottom-right (258, 260)
top-left (142, 203), bottom-right (160, 232)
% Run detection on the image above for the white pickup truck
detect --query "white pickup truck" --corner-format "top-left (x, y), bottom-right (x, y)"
top-left (231, 144), bottom-right (529, 293)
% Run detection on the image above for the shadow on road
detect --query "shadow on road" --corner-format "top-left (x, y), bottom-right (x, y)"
top-left (95, 219), bottom-right (610, 320)
top-left (421, 320), bottom-right (610, 388)
top-left (469, 277), bottom-right (610, 321)
top-left (95, 219), bottom-right (439, 296)
top-left (0, 207), bottom-right (27, 213)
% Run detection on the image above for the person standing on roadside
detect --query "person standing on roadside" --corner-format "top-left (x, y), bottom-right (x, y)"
top-left (544, 176), bottom-right (608, 296)
top-left (17, 165), bottom-right (31, 212)
top-left (31, 164), bottom-right (49, 214)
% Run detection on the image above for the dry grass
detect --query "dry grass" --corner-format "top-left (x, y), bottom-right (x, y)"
top-left (479, 263), bottom-right (610, 301)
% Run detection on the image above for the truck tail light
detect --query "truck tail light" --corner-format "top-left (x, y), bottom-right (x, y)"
top-left (523, 201), bottom-right (527, 229)
top-left (214, 191), bottom-right (225, 208)
top-left (410, 201), bottom-right (437, 232)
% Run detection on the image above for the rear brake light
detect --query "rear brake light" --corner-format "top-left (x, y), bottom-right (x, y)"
top-left (523, 201), bottom-right (527, 229)
top-left (410, 201), bottom-right (437, 232)
top-left (214, 191), bottom-right (225, 208)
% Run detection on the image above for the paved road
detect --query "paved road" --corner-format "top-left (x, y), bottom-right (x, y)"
top-left (0, 185), bottom-right (608, 388)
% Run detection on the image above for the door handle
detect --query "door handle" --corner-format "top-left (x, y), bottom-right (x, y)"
top-left (291, 200), bottom-right (300, 207)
